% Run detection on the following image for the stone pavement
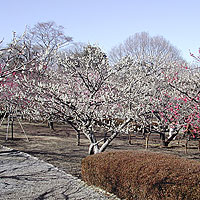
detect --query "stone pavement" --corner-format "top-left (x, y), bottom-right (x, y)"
top-left (0, 146), bottom-right (120, 200)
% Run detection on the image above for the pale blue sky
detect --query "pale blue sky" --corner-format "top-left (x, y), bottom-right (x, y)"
top-left (0, 0), bottom-right (199, 62)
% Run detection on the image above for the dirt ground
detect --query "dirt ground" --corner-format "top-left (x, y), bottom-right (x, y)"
top-left (0, 120), bottom-right (200, 179)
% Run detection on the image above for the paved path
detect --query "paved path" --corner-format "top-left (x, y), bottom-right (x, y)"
top-left (0, 146), bottom-right (119, 200)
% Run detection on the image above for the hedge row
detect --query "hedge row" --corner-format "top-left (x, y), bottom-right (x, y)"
top-left (81, 150), bottom-right (200, 200)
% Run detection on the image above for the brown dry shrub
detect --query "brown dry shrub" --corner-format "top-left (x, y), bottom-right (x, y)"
top-left (81, 150), bottom-right (200, 200)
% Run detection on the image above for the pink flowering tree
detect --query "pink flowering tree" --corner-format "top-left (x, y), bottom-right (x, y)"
top-left (0, 34), bottom-right (45, 140)
top-left (113, 53), bottom-right (199, 148)
top-left (0, 30), bottom-right (59, 128)
top-left (0, 35), bottom-right (37, 115)
top-left (0, 21), bottom-right (72, 121)
top-left (150, 56), bottom-right (200, 146)
top-left (168, 51), bottom-right (200, 136)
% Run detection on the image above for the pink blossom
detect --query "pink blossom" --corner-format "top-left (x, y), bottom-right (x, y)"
top-left (183, 98), bottom-right (187, 102)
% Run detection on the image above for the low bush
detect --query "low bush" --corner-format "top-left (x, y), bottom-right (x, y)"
top-left (81, 150), bottom-right (200, 200)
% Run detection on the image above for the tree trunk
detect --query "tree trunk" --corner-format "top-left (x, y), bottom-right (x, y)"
top-left (142, 126), bottom-right (145, 139)
top-left (164, 131), bottom-right (180, 146)
top-left (6, 115), bottom-right (11, 140)
top-left (76, 131), bottom-right (80, 146)
top-left (88, 143), bottom-right (100, 155)
top-left (99, 131), bottom-right (118, 153)
top-left (11, 118), bottom-right (14, 140)
top-left (128, 132), bottom-right (132, 145)
top-left (66, 121), bottom-right (81, 146)
top-left (88, 132), bottom-right (99, 155)
top-left (145, 133), bottom-right (151, 149)
top-left (100, 119), bottom-right (133, 153)
top-left (48, 121), bottom-right (54, 130)
top-left (160, 134), bottom-right (168, 146)
top-left (104, 132), bottom-right (107, 143)
top-left (185, 139), bottom-right (189, 154)
top-left (87, 119), bottom-right (133, 155)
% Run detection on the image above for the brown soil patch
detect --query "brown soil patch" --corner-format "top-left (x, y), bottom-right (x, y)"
top-left (0, 120), bottom-right (199, 178)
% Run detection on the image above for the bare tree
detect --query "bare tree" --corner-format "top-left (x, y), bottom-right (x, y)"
top-left (109, 32), bottom-right (184, 65)
top-left (64, 42), bottom-right (86, 56)
top-left (25, 21), bottom-right (72, 67)
top-left (27, 21), bottom-right (72, 49)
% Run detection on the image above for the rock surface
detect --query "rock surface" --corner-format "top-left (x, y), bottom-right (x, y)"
top-left (0, 146), bottom-right (119, 200)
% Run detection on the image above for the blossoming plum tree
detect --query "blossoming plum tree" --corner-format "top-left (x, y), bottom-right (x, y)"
top-left (150, 55), bottom-right (200, 147)
top-left (2, 26), bottom-right (199, 153)
top-left (19, 45), bottom-right (134, 154)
